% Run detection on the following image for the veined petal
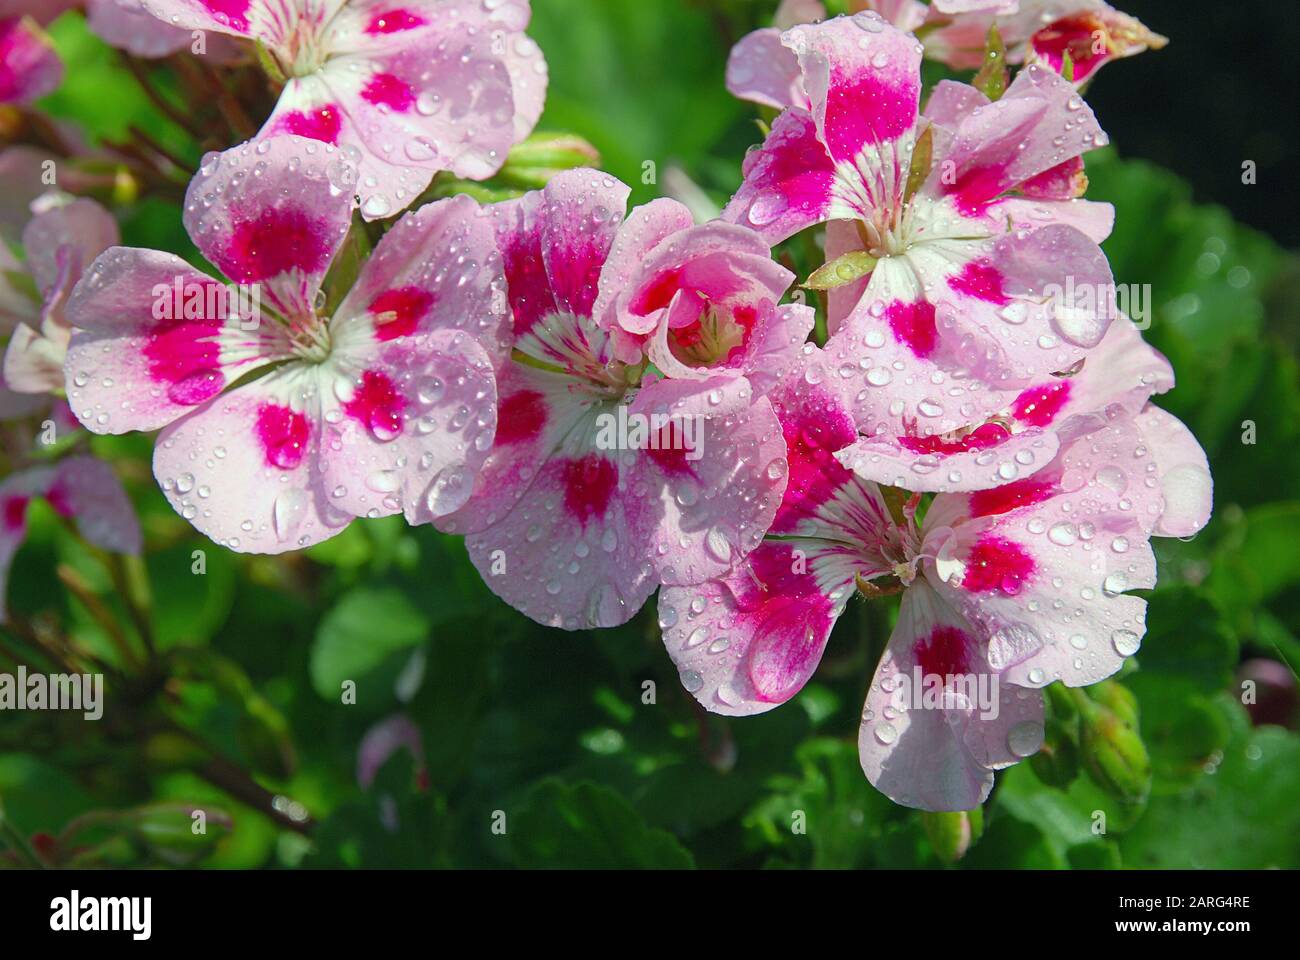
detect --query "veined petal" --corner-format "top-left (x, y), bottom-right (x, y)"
top-left (152, 363), bottom-right (353, 553)
top-left (184, 136), bottom-right (354, 317)
top-left (321, 328), bottom-right (498, 525)
top-left (722, 108), bottom-right (836, 245)
top-left (860, 577), bottom-right (1044, 811)
top-left (65, 248), bottom-right (288, 434)
top-left (659, 541), bottom-right (849, 716)
top-left (334, 193), bottom-right (511, 365)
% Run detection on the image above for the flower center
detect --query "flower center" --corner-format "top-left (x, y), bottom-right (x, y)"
top-left (667, 303), bottom-right (755, 369)
top-left (280, 17), bottom-right (328, 78)
top-left (287, 311), bottom-right (332, 364)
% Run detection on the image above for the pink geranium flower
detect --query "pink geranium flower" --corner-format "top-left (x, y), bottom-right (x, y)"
top-left (926, 0), bottom-right (1167, 82)
top-left (1, 456), bottom-right (142, 622)
top-left (725, 14), bottom-right (1118, 459)
top-left (64, 135), bottom-right (508, 553)
top-left (659, 340), bottom-right (1211, 810)
top-left (726, 1), bottom-right (1023, 110)
top-left (0, 14), bottom-right (63, 104)
top-left (131, 0), bottom-right (547, 218)
top-left (437, 169), bottom-right (809, 630)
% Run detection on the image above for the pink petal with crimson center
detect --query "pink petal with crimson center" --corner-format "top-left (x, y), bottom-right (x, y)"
top-left (786, 13), bottom-right (922, 165)
top-left (926, 420), bottom-right (1162, 689)
top-left (184, 136), bottom-right (354, 318)
top-left (485, 169), bottom-right (629, 340)
top-left (461, 443), bottom-right (655, 629)
top-left (135, 0), bottom-right (256, 38)
top-left (322, 328), bottom-right (499, 526)
top-left (334, 193), bottom-right (511, 366)
top-left (436, 324), bottom-right (615, 538)
top-left (859, 577), bottom-right (1044, 811)
top-left (721, 108), bottom-right (835, 246)
top-left (625, 374), bottom-right (788, 588)
top-left (658, 541), bottom-right (847, 716)
top-left (613, 221), bottom-right (793, 340)
top-left (64, 248), bottom-right (288, 434)
top-left (930, 63), bottom-right (1107, 215)
top-left (836, 426), bottom-right (1061, 494)
top-left (152, 367), bottom-right (354, 553)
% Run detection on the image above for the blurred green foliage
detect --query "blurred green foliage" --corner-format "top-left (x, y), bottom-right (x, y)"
top-left (1, 1), bottom-right (1297, 870)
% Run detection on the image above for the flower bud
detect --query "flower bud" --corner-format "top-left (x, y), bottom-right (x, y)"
top-left (1030, 715), bottom-right (1079, 787)
top-left (1078, 696), bottom-right (1151, 805)
top-left (921, 807), bottom-right (983, 864)
top-left (496, 132), bottom-right (602, 189)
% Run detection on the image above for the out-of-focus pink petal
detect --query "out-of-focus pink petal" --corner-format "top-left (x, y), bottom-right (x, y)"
top-left (0, 1), bottom-right (80, 25)
top-left (727, 27), bottom-right (808, 111)
top-left (0, 373), bottom-right (47, 420)
top-left (49, 455), bottom-right (142, 554)
top-left (86, 0), bottom-right (193, 58)
top-left (21, 198), bottom-right (119, 297)
top-left (0, 15), bottom-right (62, 104)
top-left (357, 713), bottom-right (424, 788)
top-left (3, 318), bottom-right (66, 393)
top-left (0, 456), bottom-right (139, 620)
top-left (0, 464), bottom-right (52, 621)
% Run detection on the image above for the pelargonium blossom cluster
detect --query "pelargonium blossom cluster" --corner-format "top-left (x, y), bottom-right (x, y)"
top-left (0, 1), bottom-right (1205, 810)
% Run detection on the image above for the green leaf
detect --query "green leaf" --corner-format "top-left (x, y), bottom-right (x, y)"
top-left (1119, 699), bottom-right (1300, 868)
top-left (1133, 587), bottom-right (1237, 691)
top-left (1207, 503), bottom-right (1300, 609)
top-left (512, 780), bottom-right (694, 868)
top-left (310, 587), bottom-right (430, 702)
top-left (972, 24), bottom-right (1008, 101)
top-left (804, 249), bottom-right (878, 291)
